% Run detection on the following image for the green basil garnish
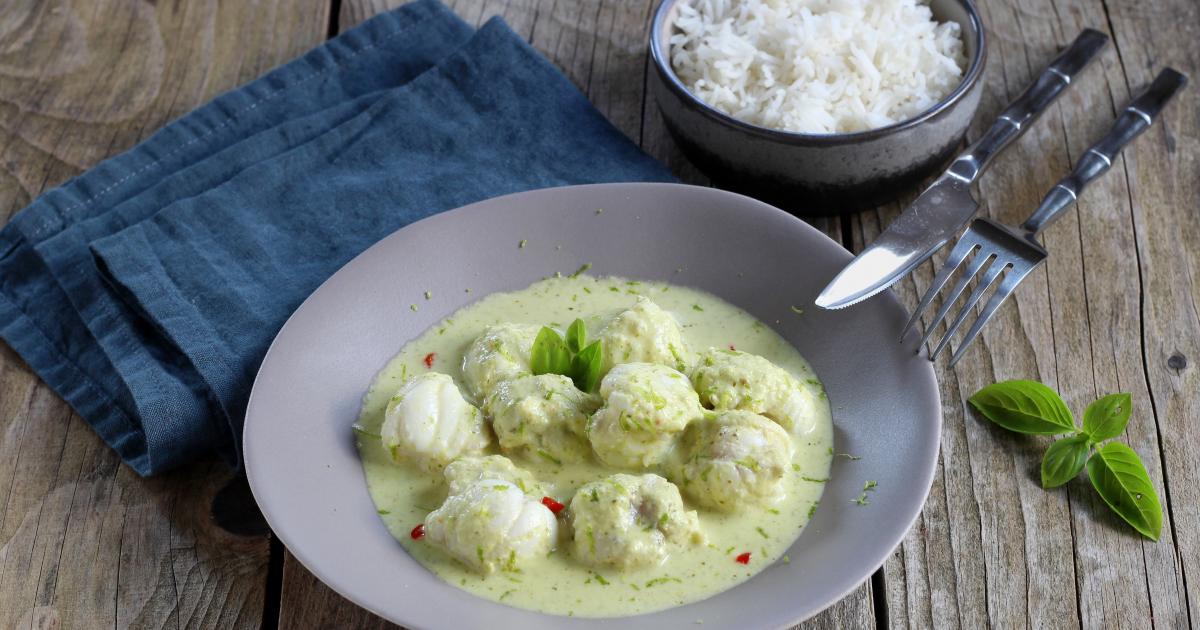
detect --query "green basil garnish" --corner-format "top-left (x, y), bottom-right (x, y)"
top-left (970, 380), bottom-right (1163, 540)
top-left (1041, 434), bottom-right (1090, 488)
top-left (530, 319), bottom-right (604, 393)
top-left (566, 318), bottom-right (587, 354)
top-left (572, 340), bottom-right (604, 392)
top-left (1087, 442), bottom-right (1162, 541)
top-left (967, 380), bottom-right (1076, 435)
top-left (1082, 393), bottom-right (1132, 443)
top-left (531, 326), bottom-right (572, 376)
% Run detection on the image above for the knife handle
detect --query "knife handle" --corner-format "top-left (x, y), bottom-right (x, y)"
top-left (1020, 68), bottom-right (1187, 235)
top-left (946, 29), bottom-right (1109, 185)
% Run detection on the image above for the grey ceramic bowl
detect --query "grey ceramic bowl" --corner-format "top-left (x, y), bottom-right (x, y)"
top-left (244, 183), bottom-right (941, 629)
top-left (649, 0), bottom-right (987, 214)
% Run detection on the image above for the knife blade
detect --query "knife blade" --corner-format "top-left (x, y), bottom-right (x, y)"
top-left (816, 177), bottom-right (974, 309)
top-left (815, 28), bottom-right (1109, 310)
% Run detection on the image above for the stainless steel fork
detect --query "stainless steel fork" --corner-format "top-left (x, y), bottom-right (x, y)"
top-left (902, 68), bottom-right (1188, 366)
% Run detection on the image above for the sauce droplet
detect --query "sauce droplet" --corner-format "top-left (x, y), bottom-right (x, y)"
top-left (735, 552), bottom-right (751, 565)
top-left (542, 496), bottom-right (565, 515)
top-left (423, 352), bottom-right (436, 369)
top-left (410, 523), bottom-right (425, 540)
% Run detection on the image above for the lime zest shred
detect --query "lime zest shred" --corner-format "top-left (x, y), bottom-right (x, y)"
top-left (537, 450), bottom-right (563, 466)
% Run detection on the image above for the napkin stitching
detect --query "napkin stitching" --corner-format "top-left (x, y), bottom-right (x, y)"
top-left (53, 25), bottom-right (417, 223)
top-left (0, 291), bottom-right (144, 453)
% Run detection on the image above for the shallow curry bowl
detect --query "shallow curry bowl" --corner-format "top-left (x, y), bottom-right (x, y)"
top-left (649, 0), bottom-right (987, 214)
top-left (244, 183), bottom-right (941, 629)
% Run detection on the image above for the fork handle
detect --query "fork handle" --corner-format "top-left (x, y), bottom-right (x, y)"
top-left (946, 29), bottom-right (1109, 184)
top-left (1021, 68), bottom-right (1188, 235)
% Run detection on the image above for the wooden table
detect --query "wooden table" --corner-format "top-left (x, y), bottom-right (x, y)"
top-left (0, 0), bottom-right (1195, 628)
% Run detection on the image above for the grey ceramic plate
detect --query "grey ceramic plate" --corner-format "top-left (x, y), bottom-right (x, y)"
top-left (244, 183), bottom-right (940, 629)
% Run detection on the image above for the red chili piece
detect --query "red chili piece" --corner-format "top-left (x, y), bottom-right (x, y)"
top-left (423, 352), bottom-right (436, 368)
top-left (735, 552), bottom-right (751, 565)
top-left (410, 523), bottom-right (426, 540)
top-left (541, 496), bottom-right (565, 515)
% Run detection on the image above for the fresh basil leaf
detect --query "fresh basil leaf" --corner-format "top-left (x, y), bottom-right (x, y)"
top-left (1082, 393), bottom-right (1132, 442)
top-left (566, 318), bottom-right (587, 354)
top-left (532, 327), bottom-right (571, 376)
top-left (968, 380), bottom-right (1076, 435)
top-left (1041, 434), bottom-right (1090, 488)
top-left (530, 328), bottom-right (550, 375)
top-left (1086, 442), bottom-right (1163, 541)
top-left (572, 340), bottom-right (604, 392)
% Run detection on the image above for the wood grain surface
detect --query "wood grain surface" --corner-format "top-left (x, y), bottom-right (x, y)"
top-left (854, 1), bottom-right (1198, 628)
top-left (0, 0), bottom-right (1196, 628)
top-left (0, 1), bottom-right (329, 628)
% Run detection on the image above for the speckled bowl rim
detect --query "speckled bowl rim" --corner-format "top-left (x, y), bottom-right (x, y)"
top-left (649, 0), bottom-right (987, 145)
top-left (244, 183), bottom-right (943, 629)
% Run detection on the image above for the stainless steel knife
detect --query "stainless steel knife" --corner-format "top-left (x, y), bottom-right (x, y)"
top-left (815, 29), bottom-right (1110, 310)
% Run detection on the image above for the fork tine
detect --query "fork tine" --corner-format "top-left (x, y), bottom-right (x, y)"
top-left (915, 246), bottom-right (992, 351)
top-left (930, 257), bottom-right (1010, 360)
top-left (900, 238), bottom-right (977, 342)
top-left (948, 265), bottom-right (1035, 367)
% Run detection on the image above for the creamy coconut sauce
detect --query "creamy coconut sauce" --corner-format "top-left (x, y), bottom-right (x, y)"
top-left (355, 276), bottom-right (833, 617)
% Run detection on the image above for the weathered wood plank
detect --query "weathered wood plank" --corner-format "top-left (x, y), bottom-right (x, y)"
top-left (278, 2), bottom-right (865, 628)
top-left (0, 1), bottom-right (330, 628)
top-left (1102, 0), bottom-right (1200, 625)
top-left (862, 0), bottom-right (1198, 628)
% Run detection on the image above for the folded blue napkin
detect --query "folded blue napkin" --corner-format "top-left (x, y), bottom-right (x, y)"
top-left (0, 0), bottom-right (673, 475)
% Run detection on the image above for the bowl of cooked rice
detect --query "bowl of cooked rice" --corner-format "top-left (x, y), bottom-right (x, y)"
top-left (649, 0), bottom-right (986, 213)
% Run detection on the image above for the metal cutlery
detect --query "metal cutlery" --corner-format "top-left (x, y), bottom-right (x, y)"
top-left (816, 29), bottom-right (1110, 310)
top-left (903, 68), bottom-right (1188, 366)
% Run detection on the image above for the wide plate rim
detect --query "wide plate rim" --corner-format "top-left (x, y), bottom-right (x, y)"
top-left (244, 182), bottom-right (941, 629)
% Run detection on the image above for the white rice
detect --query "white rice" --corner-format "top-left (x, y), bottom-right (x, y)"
top-left (670, 0), bottom-right (967, 134)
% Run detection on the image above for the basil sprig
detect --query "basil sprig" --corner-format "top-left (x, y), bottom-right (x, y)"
top-left (968, 381), bottom-right (1162, 541)
top-left (531, 319), bottom-right (603, 392)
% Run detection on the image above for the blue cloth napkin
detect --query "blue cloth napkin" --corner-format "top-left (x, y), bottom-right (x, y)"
top-left (0, 0), bottom-right (673, 475)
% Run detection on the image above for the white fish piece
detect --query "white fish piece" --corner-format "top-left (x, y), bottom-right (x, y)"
top-left (670, 410), bottom-right (793, 511)
top-left (569, 473), bottom-right (702, 570)
top-left (587, 363), bottom-right (705, 469)
top-left (381, 372), bottom-right (489, 473)
top-left (691, 348), bottom-right (819, 435)
top-left (424, 478), bottom-right (558, 574)
top-left (461, 323), bottom-right (540, 402)
top-left (598, 297), bottom-right (691, 376)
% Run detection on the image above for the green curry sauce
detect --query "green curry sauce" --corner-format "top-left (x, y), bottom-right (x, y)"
top-left (355, 276), bottom-right (833, 617)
